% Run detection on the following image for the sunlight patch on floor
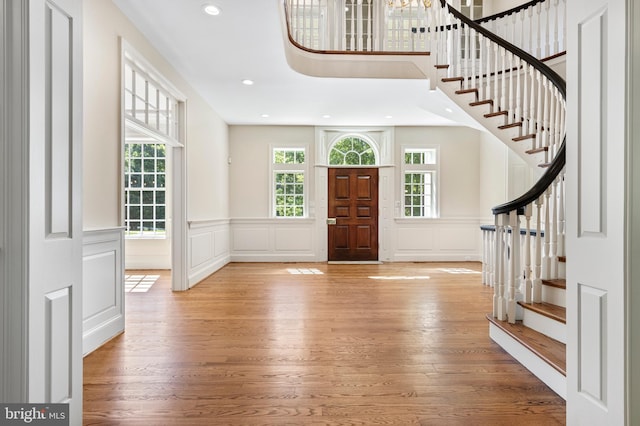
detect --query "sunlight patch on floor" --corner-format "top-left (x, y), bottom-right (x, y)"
top-left (287, 268), bottom-right (324, 275)
top-left (368, 275), bottom-right (431, 280)
top-left (125, 274), bottom-right (160, 292)
top-left (437, 268), bottom-right (481, 274)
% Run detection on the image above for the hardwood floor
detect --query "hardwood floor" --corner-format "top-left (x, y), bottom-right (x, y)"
top-left (83, 262), bottom-right (566, 425)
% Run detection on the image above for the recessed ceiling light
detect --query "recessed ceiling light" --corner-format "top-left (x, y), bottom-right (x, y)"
top-left (445, 107), bottom-right (453, 113)
top-left (203, 4), bottom-right (221, 16)
top-left (241, 79), bottom-right (254, 86)
top-left (322, 114), bottom-right (331, 119)
top-left (385, 115), bottom-right (393, 119)
top-left (261, 114), bottom-right (270, 118)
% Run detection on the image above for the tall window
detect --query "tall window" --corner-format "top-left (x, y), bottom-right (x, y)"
top-left (329, 136), bottom-right (376, 166)
top-left (403, 148), bottom-right (438, 218)
top-left (273, 148), bottom-right (306, 217)
top-left (123, 58), bottom-right (179, 238)
top-left (124, 142), bottom-right (166, 237)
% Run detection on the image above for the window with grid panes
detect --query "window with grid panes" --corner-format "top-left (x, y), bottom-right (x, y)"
top-left (124, 143), bottom-right (166, 237)
top-left (273, 148), bottom-right (306, 217)
top-left (403, 148), bottom-right (438, 218)
top-left (329, 136), bottom-right (376, 165)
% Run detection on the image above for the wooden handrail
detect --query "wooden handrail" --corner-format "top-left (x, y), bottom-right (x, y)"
top-left (438, 0), bottom-right (566, 217)
top-left (475, 0), bottom-right (546, 24)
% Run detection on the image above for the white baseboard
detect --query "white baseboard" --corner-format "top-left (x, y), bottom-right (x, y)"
top-left (188, 255), bottom-right (230, 288)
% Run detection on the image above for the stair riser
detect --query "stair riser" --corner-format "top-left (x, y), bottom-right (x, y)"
top-left (522, 309), bottom-right (566, 344)
top-left (542, 285), bottom-right (566, 308)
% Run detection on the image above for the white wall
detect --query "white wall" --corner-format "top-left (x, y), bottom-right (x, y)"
top-left (230, 126), bottom-right (315, 218)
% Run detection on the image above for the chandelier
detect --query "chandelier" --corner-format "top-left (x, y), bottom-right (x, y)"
top-left (386, 0), bottom-right (432, 10)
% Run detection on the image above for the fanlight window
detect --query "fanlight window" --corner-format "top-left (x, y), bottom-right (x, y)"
top-left (329, 136), bottom-right (376, 166)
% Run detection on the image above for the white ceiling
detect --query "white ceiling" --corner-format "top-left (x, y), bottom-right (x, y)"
top-left (112, 0), bottom-right (481, 128)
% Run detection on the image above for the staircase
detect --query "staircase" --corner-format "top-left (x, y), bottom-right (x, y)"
top-left (283, 0), bottom-right (568, 399)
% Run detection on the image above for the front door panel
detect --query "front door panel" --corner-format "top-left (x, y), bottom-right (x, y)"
top-left (328, 168), bottom-right (378, 261)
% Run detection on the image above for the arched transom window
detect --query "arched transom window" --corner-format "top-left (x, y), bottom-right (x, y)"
top-left (329, 136), bottom-right (377, 166)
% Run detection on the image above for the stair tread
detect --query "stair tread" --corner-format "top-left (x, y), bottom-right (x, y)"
top-left (455, 88), bottom-right (478, 95)
top-left (470, 99), bottom-right (493, 107)
top-left (498, 122), bottom-right (522, 130)
top-left (513, 133), bottom-right (537, 142)
top-left (518, 301), bottom-right (566, 323)
top-left (435, 64), bottom-right (450, 69)
top-left (484, 110), bottom-right (508, 118)
top-left (558, 256), bottom-right (566, 263)
top-left (526, 147), bottom-right (548, 154)
top-left (442, 76), bottom-right (464, 83)
top-left (542, 278), bottom-right (566, 289)
top-left (487, 314), bottom-right (566, 376)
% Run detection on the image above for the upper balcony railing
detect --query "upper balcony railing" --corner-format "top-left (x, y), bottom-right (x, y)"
top-left (285, 0), bottom-right (565, 59)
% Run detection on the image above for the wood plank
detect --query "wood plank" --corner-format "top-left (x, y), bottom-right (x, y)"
top-left (84, 263), bottom-right (566, 424)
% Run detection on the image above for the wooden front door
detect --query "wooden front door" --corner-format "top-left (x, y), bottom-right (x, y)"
top-left (328, 168), bottom-right (378, 261)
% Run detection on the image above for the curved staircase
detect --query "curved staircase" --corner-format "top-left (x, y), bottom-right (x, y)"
top-left (283, 0), bottom-right (568, 399)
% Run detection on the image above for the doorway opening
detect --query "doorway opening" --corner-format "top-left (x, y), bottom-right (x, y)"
top-left (122, 43), bottom-right (187, 291)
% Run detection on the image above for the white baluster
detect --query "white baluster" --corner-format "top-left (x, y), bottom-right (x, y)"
top-left (468, 27), bottom-right (474, 90)
top-left (542, 78), bottom-right (550, 154)
top-left (500, 47), bottom-right (506, 111)
top-left (533, 196), bottom-right (543, 302)
top-left (535, 70), bottom-right (543, 149)
top-left (522, 62), bottom-right (530, 136)
top-left (507, 210), bottom-right (521, 324)
top-left (455, 22), bottom-right (462, 77)
top-left (529, 66), bottom-right (537, 141)
top-left (508, 51), bottom-right (514, 120)
top-left (543, 188), bottom-right (551, 280)
top-left (478, 33), bottom-right (484, 100)
top-left (550, 176), bottom-right (560, 278)
top-left (486, 36), bottom-right (492, 104)
top-left (527, 6), bottom-right (534, 56)
top-left (493, 43), bottom-right (499, 109)
top-left (535, 2), bottom-right (542, 58)
top-left (553, 0), bottom-right (560, 54)
top-left (515, 57), bottom-right (522, 126)
top-left (544, 0), bottom-right (551, 57)
top-left (523, 204), bottom-right (533, 303)
top-left (494, 214), bottom-right (507, 321)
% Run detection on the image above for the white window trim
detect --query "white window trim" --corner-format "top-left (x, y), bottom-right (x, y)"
top-left (270, 144), bottom-right (310, 218)
top-left (401, 145), bottom-right (440, 218)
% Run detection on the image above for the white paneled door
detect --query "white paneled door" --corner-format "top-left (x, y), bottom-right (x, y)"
top-left (566, 0), bottom-right (627, 423)
top-left (27, 0), bottom-right (83, 422)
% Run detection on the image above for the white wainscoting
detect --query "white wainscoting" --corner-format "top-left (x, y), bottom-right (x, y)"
top-left (230, 218), bottom-right (320, 262)
top-left (391, 218), bottom-right (482, 262)
top-left (188, 219), bottom-right (231, 287)
top-left (82, 228), bottom-right (125, 356)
